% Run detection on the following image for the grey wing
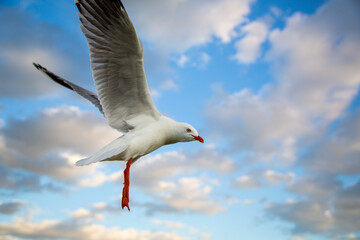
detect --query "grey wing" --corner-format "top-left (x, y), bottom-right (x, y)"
top-left (33, 63), bottom-right (104, 115)
top-left (76, 0), bottom-right (161, 131)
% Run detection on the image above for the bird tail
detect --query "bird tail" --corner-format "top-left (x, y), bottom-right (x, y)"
top-left (75, 137), bottom-right (128, 166)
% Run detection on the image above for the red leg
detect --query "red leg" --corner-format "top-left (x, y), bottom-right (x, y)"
top-left (122, 157), bottom-right (133, 211)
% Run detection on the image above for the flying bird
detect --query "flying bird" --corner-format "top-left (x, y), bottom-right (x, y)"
top-left (33, 0), bottom-right (204, 211)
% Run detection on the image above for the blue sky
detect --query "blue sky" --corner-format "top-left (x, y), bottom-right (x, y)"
top-left (0, 0), bottom-right (360, 239)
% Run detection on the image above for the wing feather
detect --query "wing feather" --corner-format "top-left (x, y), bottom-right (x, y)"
top-left (76, 0), bottom-right (160, 131)
top-left (33, 63), bottom-right (104, 115)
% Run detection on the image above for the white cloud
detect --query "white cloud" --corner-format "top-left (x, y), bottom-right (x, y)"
top-left (270, 7), bottom-right (282, 18)
top-left (347, 234), bottom-right (356, 240)
top-left (205, 0), bottom-right (360, 166)
top-left (114, 173), bottom-right (225, 215)
top-left (2, 106), bottom-right (118, 158)
top-left (151, 177), bottom-right (226, 215)
top-left (196, 52), bottom-right (211, 69)
top-left (263, 170), bottom-right (295, 186)
top-left (289, 237), bottom-right (307, 240)
top-left (125, 0), bottom-right (254, 52)
top-left (151, 79), bottom-right (179, 98)
top-left (241, 199), bottom-right (257, 205)
top-left (0, 217), bottom-right (191, 240)
top-left (121, 145), bottom-right (236, 189)
top-left (160, 79), bottom-right (179, 91)
top-left (303, 110), bottom-right (360, 174)
top-left (70, 208), bottom-right (104, 221)
top-left (268, 200), bottom-right (335, 233)
top-left (151, 219), bottom-right (186, 229)
top-left (0, 106), bottom-right (118, 186)
top-left (233, 21), bottom-right (269, 63)
top-left (178, 54), bottom-right (189, 67)
top-left (205, 0), bottom-right (360, 237)
top-left (150, 89), bottom-right (161, 98)
top-left (268, 175), bottom-right (360, 237)
top-left (233, 175), bottom-right (262, 189)
top-left (91, 202), bottom-right (108, 211)
top-left (199, 233), bottom-right (212, 240)
top-left (177, 52), bottom-right (211, 70)
top-left (0, 236), bottom-right (19, 240)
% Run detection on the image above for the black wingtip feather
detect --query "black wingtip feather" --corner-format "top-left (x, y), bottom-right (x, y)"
top-left (33, 63), bottom-right (74, 91)
top-left (33, 62), bottom-right (42, 70)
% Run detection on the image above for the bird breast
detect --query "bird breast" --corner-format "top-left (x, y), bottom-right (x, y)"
top-left (123, 117), bottom-right (174, 159)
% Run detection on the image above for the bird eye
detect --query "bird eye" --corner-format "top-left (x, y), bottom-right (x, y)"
top-left (186, 128), bottom-right (191, 133)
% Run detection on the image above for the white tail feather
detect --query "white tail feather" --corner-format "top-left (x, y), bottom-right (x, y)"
top-left (75, 137), bottom-right (128, 166)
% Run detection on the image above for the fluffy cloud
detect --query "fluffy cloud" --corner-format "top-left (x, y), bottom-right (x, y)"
top-left (109, 146), bottom-right (233, 215)
top-left (206, 0), bottom-right (360, 237)
top-left (121, 145), bottom-right (237, 189)
top-left (149, 177), bottom-right (225, 215)
top-left (232, 169), bottom-right (294, 189)
top-left (125, 0), bottom-right (254, 52)
top-left (268, 179), bottom-right (360, 238)
top-left (0, 106), bottom-right (118, 186)
top-left (303, 110), bottom-right (360, 174)
top-left (265, 115), bottom-right (360, 238)
top-left (70, 208), bottom-right (104, 221)
top-left (205, 0), bottom-right (360, 165)
top-left (0, 217), bottom-right (191, 240)
top-left (233, 21), bottom-right (269, 63)
top-left (2, 106), bottom-right (117, 157)
top-left (268, 200), bottom-right (335, 234)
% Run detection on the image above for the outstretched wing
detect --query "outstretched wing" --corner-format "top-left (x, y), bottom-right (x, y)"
top-left (33, 63), bottom-right (104, 115)
top-left (76, 0), bottom-right (161, 131)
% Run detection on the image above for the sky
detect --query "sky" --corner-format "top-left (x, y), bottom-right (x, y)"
top-left (0, 0), bottom-right (360, 239)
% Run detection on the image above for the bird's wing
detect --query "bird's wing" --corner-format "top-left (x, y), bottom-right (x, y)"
top-left (76, 0), bottom-right (161, 132)
top-left (33, 63), bottom-right (104, 115)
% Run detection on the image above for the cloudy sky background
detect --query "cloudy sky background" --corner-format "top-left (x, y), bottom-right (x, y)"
top-left (1, 0), bottom-right (360, 239)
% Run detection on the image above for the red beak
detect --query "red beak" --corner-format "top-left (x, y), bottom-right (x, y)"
top-left (193, 135), bottom-right (204, 143)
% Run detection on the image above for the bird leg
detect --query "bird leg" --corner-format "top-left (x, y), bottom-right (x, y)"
top-left (122, 157), bottom-right (133, 211)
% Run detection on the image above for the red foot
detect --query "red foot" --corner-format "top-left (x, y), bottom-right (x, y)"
top-left (122, 158), bottom-right (133, 211)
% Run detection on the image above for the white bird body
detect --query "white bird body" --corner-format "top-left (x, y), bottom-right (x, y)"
top-left (76, 115), bottom-right (198, 166)
top-left (33, 0), bottom-right (203, 210)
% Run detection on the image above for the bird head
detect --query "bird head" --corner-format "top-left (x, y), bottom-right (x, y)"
top-left (176, 123), bottom-right (204, 143)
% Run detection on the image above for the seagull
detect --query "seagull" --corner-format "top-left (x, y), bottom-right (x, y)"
top-left (33, 0), bottom-right (204, 211)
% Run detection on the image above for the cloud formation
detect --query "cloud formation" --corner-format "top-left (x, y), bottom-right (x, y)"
top-left (0, 217), bottom-right (191, 240)
top-left (233, 20), bottom-right (269, 63)
top-left (0, 5), bottom-right (92, 98)
top-left (110, 146), bottom-right (235, 215)
top-left (205, 0), bottom-right (360, 165)
top-left (0, 106), bottom-right (118, 188)
top-left (205, 0), bottom-right (360, 238)
top-left (0, 201), bottom-right (25, 215)
top-left (125, 0), bottom-right (254, 52)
